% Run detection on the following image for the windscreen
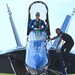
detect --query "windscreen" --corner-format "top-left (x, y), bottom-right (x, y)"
top-left (28, 31), bottom-right (47, 41)
top-left (30, 3), bottom-right (47, 21)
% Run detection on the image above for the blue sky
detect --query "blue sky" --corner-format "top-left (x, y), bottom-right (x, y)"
top-left (0, 0), bottom-right (75, 52)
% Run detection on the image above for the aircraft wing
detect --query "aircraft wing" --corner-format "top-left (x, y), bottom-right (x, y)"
top-left (0, 47), bottom-right (26, 75)
top-left (0, 46), bottom-right (26, 75)
top-left (0, 46), bottom-right (26, 55)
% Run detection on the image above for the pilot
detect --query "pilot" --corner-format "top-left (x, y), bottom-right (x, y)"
top-left (29, 12), bottom-right (46, 31)
top-left (49, 28), bottom-right (74, 67)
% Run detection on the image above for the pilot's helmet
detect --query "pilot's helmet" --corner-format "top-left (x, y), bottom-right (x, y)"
top-left (36, 12), bottom-right (40, 16)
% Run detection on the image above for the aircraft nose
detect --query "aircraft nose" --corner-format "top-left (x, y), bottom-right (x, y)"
top-left (33, 54), bottom-right (41, 69)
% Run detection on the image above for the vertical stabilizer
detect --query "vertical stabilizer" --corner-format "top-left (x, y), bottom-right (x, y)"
top-left (52, 8), bottom-right (75, 48)
top-left (6, 4), bottom-right (22, 46)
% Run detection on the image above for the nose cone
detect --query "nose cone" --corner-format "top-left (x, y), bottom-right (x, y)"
top-left (33, 54), bottom-right (41, 69)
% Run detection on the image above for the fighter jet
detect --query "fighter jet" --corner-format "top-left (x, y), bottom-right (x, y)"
top-left (0, 1), bottom-right (75, 75)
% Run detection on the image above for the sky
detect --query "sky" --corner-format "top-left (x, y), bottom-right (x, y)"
top-left (0, 0), bottom-right (75, 52)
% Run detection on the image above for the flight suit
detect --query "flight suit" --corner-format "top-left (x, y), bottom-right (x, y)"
top-left (29, 19), bottom-right (46, 31)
